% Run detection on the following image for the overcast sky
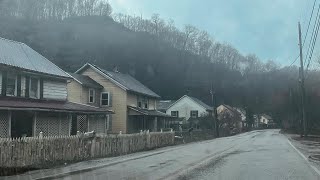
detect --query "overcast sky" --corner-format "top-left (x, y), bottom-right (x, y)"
top-left (109, 0), bottom-right (318, 66)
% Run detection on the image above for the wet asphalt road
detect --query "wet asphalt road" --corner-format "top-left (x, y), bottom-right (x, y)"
top-left (6, 129), bottom-right (320, 180)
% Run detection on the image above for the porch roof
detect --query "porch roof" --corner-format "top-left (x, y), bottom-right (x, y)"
top-left (0, 97), bottom-right (113, 114)
top-left (128, 106), bottom-right (172, 117)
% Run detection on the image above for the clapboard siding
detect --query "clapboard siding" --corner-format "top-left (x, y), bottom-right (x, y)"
top-left (82, 68), bottom-right (127, 133)
top-left (67, 80), bottom-right (82, 104)
top-left (43, 80), bottom-right (67, 100)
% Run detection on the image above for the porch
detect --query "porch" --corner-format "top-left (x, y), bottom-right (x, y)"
top-left (127, 106), bottom-right (173, 133)
top-left (0, 98), bottom-right (113, 138)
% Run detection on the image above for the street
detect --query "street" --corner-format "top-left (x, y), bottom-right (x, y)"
top-left (6, 129), bottom-right (320, 180)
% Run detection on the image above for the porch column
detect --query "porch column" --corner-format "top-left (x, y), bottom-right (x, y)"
top-left (33, 112), bottom-right (37, 137)
top-left (154, 117), bottom-right (158, 132)
top-left (8, 111), bottom-right (11, 138)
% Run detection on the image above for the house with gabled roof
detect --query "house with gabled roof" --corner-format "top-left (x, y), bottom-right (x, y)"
top-left (217, 104), bottom-right (242, 131)
top-left (0, 37), bottom-right (113, 138)
top-left (71, 63), bottom-right (171, 133)
top-left (164, 95), bottom-right (213, 124)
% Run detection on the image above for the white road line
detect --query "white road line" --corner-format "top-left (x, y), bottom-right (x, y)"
top-left (287, 139), bottom-right (320, 176)
top-left (287, 140), bottom-right (308, 161)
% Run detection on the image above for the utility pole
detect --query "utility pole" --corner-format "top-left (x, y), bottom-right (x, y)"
top-left (298, 22), bottom-right (307, 137)
top-left (210, 83), bottom-right (219, 137)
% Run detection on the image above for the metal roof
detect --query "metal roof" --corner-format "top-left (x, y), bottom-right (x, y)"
top-left (261, 114), bottom-right (272, 120)
top-left (189, 96), bottom-right (213, 111)
top-left (128, 106), bottom-right (171, 117)
top-left (157, 100), bottom-right (175, 110)
top-left (84, 64), bottom-right (160, 98)
top-left (166, 95), bottom-right (213, 111)
top-left (68, 73), bottom-right (103, 89)
top-left (0, 37), bottom-right (69, 78)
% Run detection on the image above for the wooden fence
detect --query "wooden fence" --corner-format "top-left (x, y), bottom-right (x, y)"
top-left (0, 131), bottom-right (174, 168)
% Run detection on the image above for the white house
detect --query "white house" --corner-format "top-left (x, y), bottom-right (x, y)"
top-left (165, 95), bottom-right (212, 122)
top-left (260, 114), bottom-right (272, 125)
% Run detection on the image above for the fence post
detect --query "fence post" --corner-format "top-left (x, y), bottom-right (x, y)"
top-left (146, 130), bottom-right (150, 149)
top-left (160, 129), bottom-right (163, 133)
top-left (39, 132), bottom-right (43, 139)
top-left (90, 133), bottom-right (97, 158)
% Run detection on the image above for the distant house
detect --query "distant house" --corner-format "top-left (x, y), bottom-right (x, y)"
top-left (165, 95), bottom-right (213, 124)
top-left (259, 114), bottom-right (274, 128)
top-left (0, 37), bottom-right (112, 138)
top-left (234, 107), bottom-right (246, 127)
top-left (72, 63), bottom-right (171, 133)
top-left (217, 105), bottom-right (242, 131)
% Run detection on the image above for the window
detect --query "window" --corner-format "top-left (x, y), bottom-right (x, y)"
top-left (171, 111), bottom-right (179, 117)
top-left (144, 101), bottom-right (148, 109)
top-left (29, 77), bottom-right (39, 99)
top-left (190, 110), bottom-right (198, 118)
top-left (138, 96), bottom-right (148, 109)
top-left (89, 89), bottom-right (95, 103)
top-left (6, 73), bottom-right (16, 96)
top-left (101, 92), bottom-right (109, 106)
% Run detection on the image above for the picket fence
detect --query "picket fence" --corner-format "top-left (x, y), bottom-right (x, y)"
top-left (0, 131), bottom-right (175, 168)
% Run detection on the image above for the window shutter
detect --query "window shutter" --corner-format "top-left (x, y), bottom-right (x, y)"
top-left (25, 76), bottom-right (30, 98)
top-left (1, 71), bottom-right (7, 96)
top-left (17, 74), bottom-right (21, 97)
top-left (40, 78), bottom-right (44, 99)
top-left (109, 93), bottom-right (112, 106)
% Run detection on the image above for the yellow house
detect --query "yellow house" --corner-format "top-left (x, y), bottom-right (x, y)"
top-left (68, 63), bottom-right (171, 134)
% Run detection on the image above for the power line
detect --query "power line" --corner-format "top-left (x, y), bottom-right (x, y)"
top-left (289, 55), bottom-right (299, 67)
top-left (306, 4), bottom-right (320, 72)
top-left (289, 0), bottom-right (320, 67)
top-left (303, 0), bottom-right (317, 46)
top-left (304, 3), bottom-right (320, 65)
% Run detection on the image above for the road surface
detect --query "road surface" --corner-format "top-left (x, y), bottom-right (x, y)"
top-left (6, 129), bottom-right (320, 180)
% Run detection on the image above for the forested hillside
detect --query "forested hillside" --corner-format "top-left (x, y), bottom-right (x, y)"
top-left (0, 0), bottom-right (320, 131)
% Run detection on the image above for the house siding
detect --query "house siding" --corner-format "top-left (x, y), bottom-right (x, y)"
top-left (127, 93), bottom-right (137, 107)
top-left (260, 116), bottom-right (269, 124)
top-left (166, 97), bottom-right (208, 120)
top-left (127, 93), bottom-right (157, 110)
top-left (149, 99), bottom-right (156, 110)
top-left (67, 80), bottom-right (82, 104)
top-left (43, 80), bottom-right (67, 100)
top-left (81, 67), bottom-right (128, 133)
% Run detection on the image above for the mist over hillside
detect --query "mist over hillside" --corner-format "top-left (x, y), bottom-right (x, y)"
top-left (1, 0), bottom-right (320, 130)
